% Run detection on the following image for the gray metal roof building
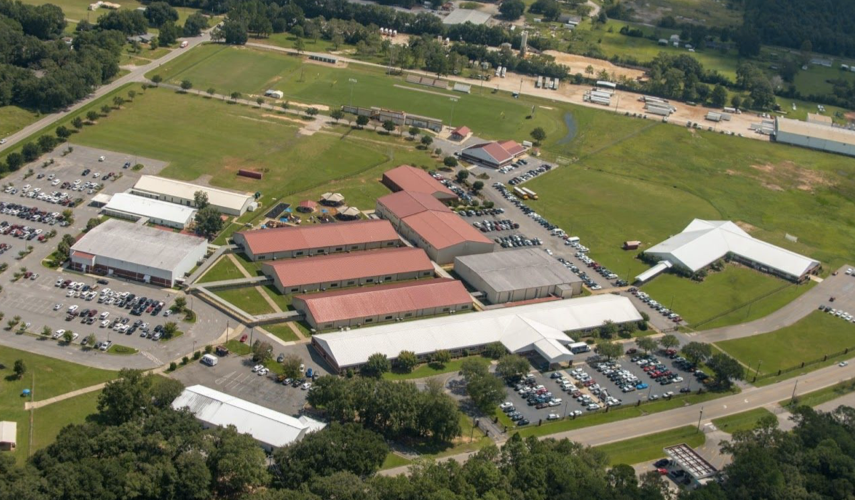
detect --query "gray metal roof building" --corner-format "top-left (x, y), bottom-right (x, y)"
top-left (454, 248), bottom-right (582, 304)
top-left (774, 117), bottom-right (855, 157)
top-left (443, 8), bottom-right (491, 25)
top-left (70, 219), bottom-right (207, 287)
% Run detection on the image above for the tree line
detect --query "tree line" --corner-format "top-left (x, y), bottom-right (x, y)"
top-left (743, 0), bottom-right (855, 58)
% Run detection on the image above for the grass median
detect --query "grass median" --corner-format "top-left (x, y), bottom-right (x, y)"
top-left (712, 408), bottom-right (776, 434)
top-left (595, 426), bottom-right (705, 466)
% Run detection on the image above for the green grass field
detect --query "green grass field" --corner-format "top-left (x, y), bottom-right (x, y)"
top-left (794, 63), bottom-right (855, 96)
top-left (198, 257), bottom-right (245, 283)
top-left (0, 105), bottom-right (40, 138)
top-left (382, 356), bottom-right (489, 381)
top-left (0, 345), bottom-right (116, 463)
top-left (711, 408), bottom-right (775, 434)
top-left (263, 322), bottom-right (300, 342)
top-left (716, 311), bottom-right (855, 376)
top-left (595, 426), bottom-right (705, 466)
top-left (380, 453), bottom-right (412, 470)
top-left (781, 379), bottom-right (855, 408)
top-left (213, 287), bottom-right (275, 316)
top-left (30, 390), bottom-right (101, 452)
top-left (18, 0), bottom-right (199, 26)
top-left (642, 266), bottom-right (814, 329)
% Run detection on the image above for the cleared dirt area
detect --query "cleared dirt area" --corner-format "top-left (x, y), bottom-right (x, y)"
top-left (543, 51), bottom-right (646, 81)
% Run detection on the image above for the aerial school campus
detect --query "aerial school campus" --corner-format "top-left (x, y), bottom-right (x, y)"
top-left (3, 0), bottom-right (855, 497)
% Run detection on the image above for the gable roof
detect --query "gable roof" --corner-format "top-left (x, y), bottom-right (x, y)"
top-left (377, 191), bottom-right (451, 219)
top-left (455, 248), bottom-right (581, 291)
top-left (296, 278), bottom-right (470, 324)
top-left (263, 247), bottom-right (433, 289)
top-left (452, 126), bottom-right (471, 136)
top-left (402, 210), bottom-right (493, 250)
top-left (383, 165), bottom-right (457, 198)
top-left (133, 176), bottom-right (252, 212)
top-left (645, 219), bottom-right (820, 277)
top-left (237, 219), bottom-right (399, 256)
top-left (462, 141), bottom-right (525, 165)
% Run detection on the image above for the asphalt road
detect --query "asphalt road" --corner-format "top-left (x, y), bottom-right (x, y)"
top-left (0, 33), bottom-right (211, 155)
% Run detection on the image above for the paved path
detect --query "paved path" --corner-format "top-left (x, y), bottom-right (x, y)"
top-left (697, 268), bottom-right (855, 343)
top-left (0, 33), bottom-right (212, 154)
top-left (24, 382), bottom-right (107, 410)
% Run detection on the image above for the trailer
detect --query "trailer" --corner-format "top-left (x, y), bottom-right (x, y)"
top-left (591, 90), bottom-right (612, 100)
top-left (501, 67), bottom-right (507, 78)
top-left (596, 80), bottom-right (616, 93)
top-left (552, 78), bottom-right (559, 90)
top-left (705, 112), bottom-right (722, 122)
top-left (495, 66), bottom-right (502, 77)
top-left (536, 76), bottom-right (543, 88)
top-left (590, 95), bottom-right (611, 106)
top-left (645, 105), bottom-right (671, 117)
top-left (513, 187), bottom-right (529, 200)
top-left (521, 187), bottom-right (538, 200)
top-left (569, 342), bottom-right (590, 354)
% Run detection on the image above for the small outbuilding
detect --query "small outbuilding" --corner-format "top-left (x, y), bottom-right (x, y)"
top-left (296, 200), bottom-right (317, 213)
top-left (623, 240), bottom-right (641, 250)
top-left (0, 421), bottom-right (17, 451)
top-left (320, 192), bottom-right (345, 206)
top-left (450, 125), bottom-right (471, 141)
top-left (337, 206), bottom-right (361, 220)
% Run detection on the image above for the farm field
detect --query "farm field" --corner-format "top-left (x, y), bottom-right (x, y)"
top-left (626, 0), bottom-right (742, 27)
top-left (716, 311), bottom-right (855, 376)
top-left (594, 426), bottom-right (705, 466)
top-left (0, 106), bottom-right (40, 138)
top-left (0, 345), bottom-right (116, 463)
top-left (642, 266), bottom-right (815, 329)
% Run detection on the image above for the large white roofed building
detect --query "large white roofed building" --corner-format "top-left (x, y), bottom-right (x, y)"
top-left (641, 219), bottom-right (820, 282)
top-left (132, 176), bottom-right (255, 216)
top-left (103, 193), bottom-right (196, 229)
top-left (172, 385), bottom-right (326, 451)
top-left (312, 294), bottom-right (642, 371)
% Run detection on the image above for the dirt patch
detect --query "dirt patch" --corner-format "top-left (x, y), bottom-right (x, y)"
top-left (751, 163), bottom-right (774, 173)
top-left (261, 113), bottom-right (309, 126)
top-left (735, 221), bottom-right (757, 232)
top-left (725, 169), bottom-right (738, 176)
top-left (762, 183), bottom-right (784, 192)
top-left (748, 161), bottom-right (832, 192)
top-left (846, 112), bottom-right (855, 121)
top-left (543, 51), bottom-right (646, 81)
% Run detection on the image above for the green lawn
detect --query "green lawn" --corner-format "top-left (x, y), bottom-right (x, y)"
top-left (642, 265), bottom-right (814, 329)
top-left (595, 426), bottom-right (705, 466)
top-left (711, 408), bottom-right (776, 434)
top-left (263, 322), bottom-right (301, 342)
top-left (213, 222), bottom-right (242, 245)
top-left (223, 339), bottom-right (251, 356)
top-left (716, 312), bottom-right (855, 377)
top-left (213, 287), bottom-right (276, 316)
top-left (18, 0), bottom-right (200, 26)
top-left (780, 379), bottom-right (855, 408)
top-left (793, 63), bottom-right (855, 97)
top-left (30, 390), bottom-right (101, 452)
top-left (380, 453), bottom-right (412, 470)
top-left (383, 356), bottom-right (490, 381)
top-left (262, 285), bottom-right (294, 311)
top-left (0, 105), bottom-right (39, 138)
top-left (413, 411), bottom-right (492, 459)
top-left (0, 345), bottom-right (117, 463)
top-left (107, 344), bottom-right (138, 355)
top-left (232, 252), bottom-right (263, 276)
top-left (198, 257), bottom-right (246, 283)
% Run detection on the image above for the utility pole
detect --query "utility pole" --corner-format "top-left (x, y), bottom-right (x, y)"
top-left (697, 406), bottom-right (704, 432)
top-left (792, 379), bottom-right (799, 401)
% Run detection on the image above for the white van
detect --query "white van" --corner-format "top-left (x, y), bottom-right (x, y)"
top-left (201, 354), bottom-right (218, 366)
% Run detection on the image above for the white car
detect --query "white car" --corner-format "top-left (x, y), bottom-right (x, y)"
top-left (301, 382), bottom-right (312, 390)
top-left (252, 364), bottom-right (263, 373)
top-left (100, 311), bottom-right (109, 320)
top-left (53, 303), bottom-right (62, 310)
top-left (100, 320), bottom-right (110, 327)
top-left (840, 361), bottom-right (849, 367)
top-left (257, 367), bottom-right (269, 376)
top-left (52, 329), bottom-right (65, 339)
top-left (68, 305), bottom-right (78, 313)
top-left (547, 413), bottom-right (560, 420)
top-left (71, 332), bottom-right (79, 341)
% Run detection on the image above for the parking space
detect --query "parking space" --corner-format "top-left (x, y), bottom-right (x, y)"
top-left (626, 288), bottom-right (688, 330)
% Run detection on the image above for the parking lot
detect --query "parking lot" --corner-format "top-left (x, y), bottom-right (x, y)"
top-left (498, 350), bottom-right (709, 428)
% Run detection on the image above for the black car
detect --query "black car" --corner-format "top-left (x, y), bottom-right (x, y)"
top-left (96, 278), bottom-right (108, 285)
top-left (517, 418), bottom-right (530, 426)
top-left (654, 459), bottom-right (670, 468)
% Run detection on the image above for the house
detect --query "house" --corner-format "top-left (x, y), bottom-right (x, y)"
top-left (450, 125), bottom-right (471, 141)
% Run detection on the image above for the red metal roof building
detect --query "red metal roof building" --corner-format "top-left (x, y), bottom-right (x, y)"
top-left (261, 247), bottom-right (434, 294)
top-left (450, 126), bottom-right (471, 140)
top-left (375, 191), bottom-right (450, 227)
top-left (381, 165), bottom-right (458, 202)
top-left (460, 140), bottom-right (526, 168)
top-left (233, 219), bottom-right (401, 261)
top-left (293, 278), bottom-right (472, 329)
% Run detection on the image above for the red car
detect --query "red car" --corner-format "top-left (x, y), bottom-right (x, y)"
top-left (657, 468), bottom-right (668, 476)
top-left (239, 334), bottom-right (248, 343)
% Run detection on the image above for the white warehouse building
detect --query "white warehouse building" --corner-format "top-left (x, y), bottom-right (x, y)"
top-left (774, 117), bottom-right (855, 157)
top-left (69, 219), bottom-right (207, 287)
top-left (312, 294), bottom-right (642, 372)
top-left (102, 193), bottom-right (197, 229)
top-left (131, 175), bottom-right (255, 216)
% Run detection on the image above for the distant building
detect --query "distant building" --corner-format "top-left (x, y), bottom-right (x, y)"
top-left (233, 219), bottom-right (400, 261)
top-left (454, 249), bottom-right (583, 303)
top-left (293, 278), bottom-right (472, 329)
top-left (461, 140), bottom-right (526, 168)
top-left (69, 219), bottom-right (207, 287)
top-left (442, 8), bottom-right (490, 25)
top-left (131, 176), bottom-right (255, 216)
top-left (774, 117), bottom-right (855, 157)
top-left (102, 193), bottom-right (196, 229)
top-left (382, 165), bottom-right (458, 201)
top-left (172, 385), bottom-right (326, 451)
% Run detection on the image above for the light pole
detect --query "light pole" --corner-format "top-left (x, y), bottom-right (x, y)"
top-left (563, 399), bottom-right (569, 418)
top-left (792, 379), bottom-right (799, 401)
top-left (697, 406), bottom-right (704, 432)
top-left (348, 78), bottom-right (357, 107)
top-left (754, 359), bottom-right (763, 382)
top-left (449, 98), bottom-right (458, 128)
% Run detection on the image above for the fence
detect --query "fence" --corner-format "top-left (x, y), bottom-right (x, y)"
top-left (754, 345), bottom-right (855, 382)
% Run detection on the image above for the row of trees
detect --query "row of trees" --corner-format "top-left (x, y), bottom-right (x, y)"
top-left (94, 2), bottom-right (208, 40)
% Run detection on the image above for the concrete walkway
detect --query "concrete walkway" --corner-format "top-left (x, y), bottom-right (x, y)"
top-left (24, 381), bottom-right (108, 410)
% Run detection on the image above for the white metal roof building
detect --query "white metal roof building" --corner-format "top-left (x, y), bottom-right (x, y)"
top-left (454, 249), bottom-right (583, 303)
top-left (311, 294), bottom-right (642, 371)
top-left (643, 219), bottom-right (820, 282)
top-left (103, 193), bottom-right (197, 229)
top-left (774, 117), bottom-right (855, 157)
top-left (69, 219), bottom-right (208, 287)
top-left (0, 421), bottom-right (16, 451)
top-left (131, 175), bottom-right (255, 216)
top-left (172, 385), bottom-right (326, 451)
top-left (443, 8), bottom-right (491, 25)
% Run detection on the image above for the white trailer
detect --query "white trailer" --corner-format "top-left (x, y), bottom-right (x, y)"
top-left (552, 78), bottom-right (559, 90)
top-left (501, 67), bottom-right (507, 77)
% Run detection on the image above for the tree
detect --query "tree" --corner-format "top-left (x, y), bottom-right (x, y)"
top-left (659, 334), bottom-right (680, 350)
top-left (456, 169), bottom-right (470, 183)
top-left (13, 359), bottom-right (26, 379)
top-left (597, 339), bottom-right (622, 360)
top-left (465, 365), bottom-right (505, 413)
top-left (444, 156), bottom-right (458, 167)
top-left (382, 119), bottom-right (396, 133)
top-left (484, 342), bottom-right (507, 359)
top-left (144, 2), bottom-right (179, 28)
top-left (128, 90), bottom-right (137, 100)
top-left (85, 217), bottom-right (102, 231)
top-left (731, 95), bottom-right (743, 110)
top-left (86, 110), bottom-right (99, 122)
top-left (55, 126), bottom-right (71, 139)
top-left (22, 142), bottom-right (40, 162)
top-left (97, 369), bottom-right (154, 423)
top-left (408, 126), bottom-right (420, 139)
top-left (472, 180), bottom-right (485, 192)
top-left (194, 206), bottom-right (223, 238)
top-left (71, 117), bottom-right (84, 129)
top-left (496, 354), bottom-right (530, 381)
top-left (41, 325), bottom-right (52, 337)
top-left (530, 127), bottom-right (547, 144)
top-left (682, 341), bottom-right (712, 365)
top-left (294, 37), bottom-right (306, 53)
top-left (112, 96), bottom-right (124, 108)
top-left (256, 97), bottom-right (264, 106)
top-left (306, 107), bottom-right (319, 117)
top-left (710, 84), bottom-right (728, 108)
top-left (206, 87), bottom-right (216, 98)
top-left (356, 115), bottom-right (369, 128)
top-left (207, 425), bottom-right (269, 497)
top-left (330, 109), bottom-right (344, 123)
top-left (230, 91), bottom-right (241, 102)
top-left (158, 21), bottom-right (180, 46)
top-left (736, 25), bottom-right (761, 57)
top-left (162, 321), bottom-right (179, 339)
top-left (173, 296), bottom-right (187, 312)
top-left (180, 79), bottom-right (193, 91)
top-left (394, 350), bottom-right (418, 373)
top-left (86, 333), bottom-right (96, 346)
top-left (281, 354), bottom-right (303, 379)
top-left (183, 12), bottom-right (208, 37)
top-left (37, 135), bottom-right (56, 152)
top-left (431, 349), bottom-right (451, 367)
top-left (151, 74), bottom-right (163, 86)
top-left (420, 135), bottom-right (433, 148)
top-left (636, 337), bottom-right (658, 354)
top-left (274, 423), bottom-right (388, 488)
top-left (599, 320), bottom-right (618, 339)
top-left (251, 340), bottom-right (273, 363)
top-left (6, 153), bottom-right (23, 172)
top-left (281, 102), bottom-right (289, 111)
top-left (361, 353), bottom-right (390, 378)
top-left (62, 330), bottom-right (74, 343)
top-left (707, 353), bottom-right (744, 389)
top-left (499, 0), bottom-right (525, 20)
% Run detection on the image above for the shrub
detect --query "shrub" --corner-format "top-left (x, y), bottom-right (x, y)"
top-left (169, 362), bottom-right (177, 371)
top-left (181, 356), bottom-right (189, 365)
top-left (193, 351), bottom-right (202, 360)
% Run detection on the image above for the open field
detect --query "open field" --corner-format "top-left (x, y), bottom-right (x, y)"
top-left (626, 0), bottom-right (742, 26)
top-left (263, 323), bottom-right (300, 342)
top-left (213, 287), bottom-right (275, 316)
top-left (642, 266), bottom-right (815, 329)
top-left (794, 63), bottom-right (855, 97)
top-left (198, 257), bottom-right (245, 283)
top-left (30, 390), bottom-right (101, 452)
top-left (716, 312), bottom-right (855, 376)
top-left (711, 408), bottom-right (775, 434)
top-left (773, 96), bottom-right (852, 125)
top-left (781, 379), bottom-right (855, 408)
top-left (0, 106), bottom-right (40, 138)
top-left (18, 0), bottom-right (200, 26)
top-left (594, 426), bottom-right (704, 466)
top-left (0, 345), bottom-right (116, 463)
